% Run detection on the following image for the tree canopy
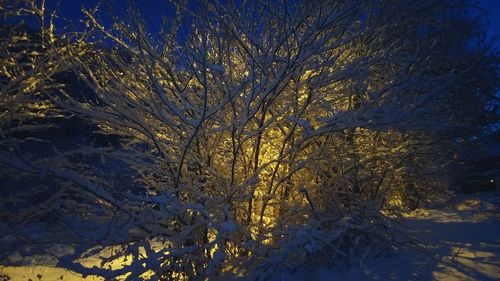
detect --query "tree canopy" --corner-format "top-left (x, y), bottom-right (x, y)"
top-left (0, 0), bottom-right (498, 280)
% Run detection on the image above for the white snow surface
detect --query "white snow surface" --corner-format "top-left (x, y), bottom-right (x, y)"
top-left (1, 193), bottom-right (499, 280)
top-left (275, 192), bottom-right (500, 281)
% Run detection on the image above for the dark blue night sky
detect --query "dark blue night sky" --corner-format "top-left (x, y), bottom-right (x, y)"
top-left (44, 0), bottom-right (500, 41)
top-left (479, 0), bottom-right (500, 40)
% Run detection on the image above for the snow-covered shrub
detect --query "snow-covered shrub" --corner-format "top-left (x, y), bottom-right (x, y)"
top-left (1, 0), bottom-right (497, 280)
top-left (233, 200), bottom-right (402, 280)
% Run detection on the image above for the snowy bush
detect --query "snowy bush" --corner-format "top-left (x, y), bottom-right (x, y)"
top-left (1, 0), bottom-right (498, 280)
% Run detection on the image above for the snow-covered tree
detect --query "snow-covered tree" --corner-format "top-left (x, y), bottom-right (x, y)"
top-left (0, 0), bottom-right (69, 223)
top-left (1, 0), bottom-right (497, 280)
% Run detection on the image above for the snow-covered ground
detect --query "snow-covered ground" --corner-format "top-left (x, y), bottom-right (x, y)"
top-left (1, 193), bottom-right (499, 281)
top-left (278, 192), bottom-right (500, 281)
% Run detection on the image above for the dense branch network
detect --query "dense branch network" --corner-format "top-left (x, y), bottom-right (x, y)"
top-left (0, 0), bottom-right (498, 280)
